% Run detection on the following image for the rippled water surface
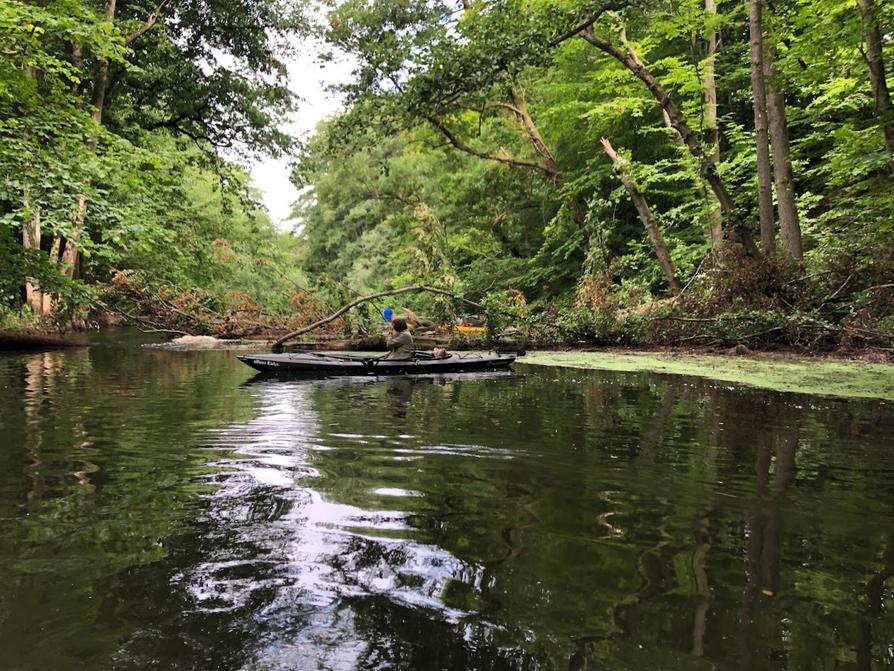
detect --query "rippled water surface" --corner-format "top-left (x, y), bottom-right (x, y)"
top-left (1, 338), bottom-right (893, 670)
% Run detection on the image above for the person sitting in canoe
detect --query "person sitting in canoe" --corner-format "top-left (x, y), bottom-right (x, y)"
top-left (386, 318), bottom-right (414, 360)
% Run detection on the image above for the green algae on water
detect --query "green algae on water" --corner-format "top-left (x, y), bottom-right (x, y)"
top-left (520, 351), bottom-right (894, 401)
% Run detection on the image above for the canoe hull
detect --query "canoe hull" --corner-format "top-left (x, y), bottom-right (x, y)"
top-left (237, 352), bottom-right (516, 375)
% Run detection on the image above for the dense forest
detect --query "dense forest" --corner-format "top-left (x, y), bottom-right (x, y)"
top-left (3, 0), bottom-right (893, 351)
top-left (1, 0), bottom-right (307, 335)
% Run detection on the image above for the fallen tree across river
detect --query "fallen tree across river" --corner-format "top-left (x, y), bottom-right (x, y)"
top-left (271, 285), bottom-right (495, 351)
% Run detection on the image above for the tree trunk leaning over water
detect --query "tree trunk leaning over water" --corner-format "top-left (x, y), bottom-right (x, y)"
top-left (748, 0), bottom-right (776, 256)
top-left (272, 286), bottom-right (494, 350)
top-left (600, 138), bottom-right (682, 296)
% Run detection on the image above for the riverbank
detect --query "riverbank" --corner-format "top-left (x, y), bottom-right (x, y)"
top-left (3, 324), bottom-right (892, 401)
top-left (521, 350), bottom-right (894, 401)
top-left (0, 330), bottom-right (89, 350)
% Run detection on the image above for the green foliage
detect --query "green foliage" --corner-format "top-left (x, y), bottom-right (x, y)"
top-left (0, 303), bottom-right (42, 332)
top-left (3, 0), bottom-right (893, 349)
top-left (0, 0), bottom-right (307, 325)
top-left (480, 289), bottom-right (529, 340)
top-left (288, 0), bottom-right (894, 350)
top-left (550, 304), bottom-right (648, 346)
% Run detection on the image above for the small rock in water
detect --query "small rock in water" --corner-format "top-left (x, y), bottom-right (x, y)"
top-left (172, 335), bottom-right (223, 349)
top-left (147, 334), bottom-right (258, 351)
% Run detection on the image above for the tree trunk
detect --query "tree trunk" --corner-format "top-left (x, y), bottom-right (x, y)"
top-left (62, 195), bottom-right (87, 280)
top-left (90, 2), bottom-right (115, 127)
top-left (22, 64), bottom-right (45, 313)
top-left (507, 90), bottom-right (591, 233)
top-left (857, 0), bottom-right (894, 169)
top-left (703, 0), bottom-right (724, 248)
top-left (748, 0), bottom-right (776, 255)
top-left (63, 0), bottom-right (116, 277)
top-left (41, 236), bottom-right (62, 317)
top-left (566, 197), bottom-right (588, 230)
top-left (600, 138), bottom-right (682, 295)
top-left (22, 189), bottom-right (44, 313)
top-left (581, 28), bottom-right (756, 253)
top-left (763, 26), bottom-right (803, 262)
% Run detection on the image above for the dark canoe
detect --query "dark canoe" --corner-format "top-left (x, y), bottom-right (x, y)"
top-left (237, 351), bottom-right (518, 375)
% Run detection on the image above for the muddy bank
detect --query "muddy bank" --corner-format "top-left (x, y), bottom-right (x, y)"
top-left (0, 330), bottom-right (88, 350)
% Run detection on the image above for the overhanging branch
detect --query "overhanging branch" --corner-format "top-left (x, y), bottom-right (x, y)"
top-left (548, 1), bottom-right (628, 47)
top-left (272, 285), bottom-right (495, 350)
top-left (425, 115), bottom-right (553, 174)
top-left (126, 0), bottom-right (171, 44)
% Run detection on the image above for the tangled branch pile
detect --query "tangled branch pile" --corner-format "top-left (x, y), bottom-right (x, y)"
top-left (106, 271), bottom-right (343, 339)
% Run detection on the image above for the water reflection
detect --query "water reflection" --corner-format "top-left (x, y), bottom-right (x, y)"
top-left (2, 350), bottom-right (894, 670)
top-left (20, 350), bottom-right (96, 506)
top-left (0, 346), bottom-right (259, 670)
top-left (118, 371), bottom-right (894, 669)
top-left (141, 377), bottom-right (509, 669)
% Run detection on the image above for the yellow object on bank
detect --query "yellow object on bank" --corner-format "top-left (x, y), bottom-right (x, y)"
top-left (457, 325), bottom-right (486, 334)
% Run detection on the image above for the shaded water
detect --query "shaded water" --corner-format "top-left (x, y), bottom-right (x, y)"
top-left (1, 339), bottom-right (893, 670)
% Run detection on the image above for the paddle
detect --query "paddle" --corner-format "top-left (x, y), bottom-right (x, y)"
top-left (290, 350), bottom-right (380, 363)
top-left (288, 348), bottom-right (444, 366)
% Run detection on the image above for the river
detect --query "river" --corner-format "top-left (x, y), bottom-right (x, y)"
top-left (1, 337), bottom-right (892, 669)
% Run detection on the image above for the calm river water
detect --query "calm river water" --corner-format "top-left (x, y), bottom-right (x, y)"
top-left (1, 339), bottom-right (893, 670)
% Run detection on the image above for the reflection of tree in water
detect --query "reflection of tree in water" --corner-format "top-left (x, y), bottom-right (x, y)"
top-left (133, 371), bottom-right (894, 668)
top-left (737, 404), bottom-right (798, 671)
top-left (101, 379), bottom-right (515, 669)
top-left (302, 373), bottom-right (696, 665)
top-left (466, 375), bottom-right (894, 670)
top-left (20, 351), bottom-right (96, 508)
top-left (856, 542), bottom-right (894, 670)
top-left (0, 348), bottom-right (261, 670)
top-left (6, 357), bottom-right (894, 669)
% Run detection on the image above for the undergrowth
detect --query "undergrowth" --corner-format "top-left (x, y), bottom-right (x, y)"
top-left (523, 243), bottom-right (894, 352)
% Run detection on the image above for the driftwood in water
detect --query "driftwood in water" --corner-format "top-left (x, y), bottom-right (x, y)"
top-left (272, 285), bottom-right (490, 351)
top-left (297, 336), bottom-right (386, 350)
top-left (0, 331), bottom-right (86, 350)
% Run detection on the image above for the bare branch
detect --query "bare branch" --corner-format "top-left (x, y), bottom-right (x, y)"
top-left (548, 2), bottom-right (628, 47)
top-left (126, 0), bottom-right (170, 45)
top-left (485, 100), bottom-right (525, 116)
top-left (425, 115), bottom-right (553, 174)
